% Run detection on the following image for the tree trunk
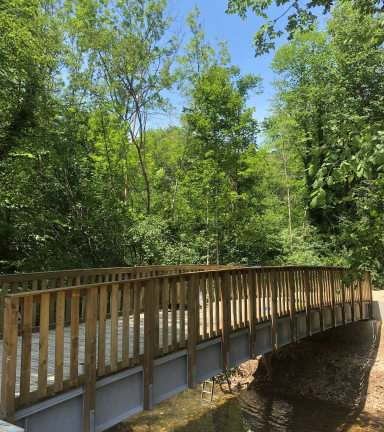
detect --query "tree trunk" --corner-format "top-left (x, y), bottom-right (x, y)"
top-left (281, 142), bottom-right (293, 246)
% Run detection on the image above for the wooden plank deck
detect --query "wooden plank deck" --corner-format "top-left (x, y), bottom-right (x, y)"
top-left (0, 310), bottom-right (181, 397)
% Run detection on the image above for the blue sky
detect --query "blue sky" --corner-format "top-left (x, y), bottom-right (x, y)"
top-left (166, 0), bottom-right (290, 126)
top-left (163, 1), bottom-right (327, 131)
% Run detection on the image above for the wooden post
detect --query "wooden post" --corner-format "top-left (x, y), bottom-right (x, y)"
top-left (304, 268), bottom-right (311, 336)
top-left (70, 289), bottom-right (80, 387)
top-left (221, 271), bottom-right (230, 372)
top-left (318, 268), bottom-right (324, 333)
top-left (270, 269), bottom-right (278, 349)
top-left (187, 274), bottom-right (197, 388)
top-left (54, 291), bottom-right (65, 393)
top-left (98, 285), bottom-right (107, 376)
top-left (110, 284), bottom-right (119, 372)
top-left (83, 286), bottom-right (98, 432)
top-left (359, 280), bottom-right (363, 320)
top-left (38, 293), bottom-right (50, 399)
top-left (1, 297), bottom-right (19, 422)
top-left (248, 269), bottom-right (256, 358)
top-left (20, 295), bottom-right (33, 405)
top-left (289, 268), bottom-right (296, 342)
top-left (143, 279), bottom-right (155, 410)
top-left (180, 275), bottom-right (186, 347)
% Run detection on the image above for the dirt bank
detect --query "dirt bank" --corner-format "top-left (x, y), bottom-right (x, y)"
top-left (232, 323), bottom-right (384, 415)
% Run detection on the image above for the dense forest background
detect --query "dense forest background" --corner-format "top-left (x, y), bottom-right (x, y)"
top-left (1, 0), bottom-right (383, 288)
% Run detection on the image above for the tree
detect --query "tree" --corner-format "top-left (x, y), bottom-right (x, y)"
top-left (64, 0), bottom-right (179, 214)
top-left (226, 0), bottom-right (384, 55)
top-left (268, 5), bottom-right (384, 285)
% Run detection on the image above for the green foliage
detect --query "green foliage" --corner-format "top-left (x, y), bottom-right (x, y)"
top-left (226, 0), bottom-right (384, 55)
top-left (267, 4), bottom-right (384, 287)
top-left (1, 0), bottom-right (383, 291)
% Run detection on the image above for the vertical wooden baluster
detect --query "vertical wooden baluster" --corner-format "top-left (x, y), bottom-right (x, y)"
top-left (133, 281), bottom-right (141, 363)
top-left (116, 273), bottom-right (122, 316)
top-left (54, 291), bottom-right (65, 393)
top-left (244, 270), bottom-right (248, 327)
top-left (78, 275), bottom-right (86, 320)
top-left (110, 284), bottom-right (119, 372)
top-left (187, 275), bottom-right (197, 388)
top-left (49, 278), bottom-right (56, 324)
top-left (83, 287), bottom-right (98, 432)
top-left (195, 275), bottom-right (200, 342)
top-left (248, 269), bottom-right (256, 358)
top-left (171, 277), bottom-right (177, 349)
top-left (351, 276), bottom-right (355, 322)
top-left (285, 269), bottom-right (289, 315)
top-left (162, 277), bottom-right (169, 354)
top-left (201, 273), bottom-right (207, 340)
top-left (65, 276), bottom-right (72, 322)
top-left (368, 271), bottom-right (374, 319)
top-left (20, 280), bottom-right (28, 329)
top-left (221, 272), bottom-right (230, 373)
top-left (271, 269), bottom-right (278, 350)
top-left (1, 296), bottom-right (19, 422)
top-left (277, 269), bottom-right (281, 317)
top-left (144, 279), bottom-right (155, 410)
top-left (154, 278), bottom-right (160, 355)
top-left (262, 269), bottom-right (266, 321)
top-left (207, 273), bottom-right (213, 339)
top-left (32, 279), bottom-right (38, 327)
top-left (358, 279), bottom-right (363, 319)
top-left (341, 269), bottom-right (346, 325)
top-left (98, 285), bottom-right (107, 377)
top-left (257, 270), bottom-right (262, 322)
top-left (268, 269), bottom-right (272, 321)
top-left (122, 282), bottom-right (131, 367)
top-left (10, 281), bottom-right (18, 294)
top-left (318, 268), bottom-right (324, 333)
top-left (238, 271), bottom-right (243, 328)
top-left (38, 293), bottom-right (50, 398)
top-left (330, 269), bottom-right (336, 327)
top-left (304, 268), bottom-right (311, 336)
top-left (289, 267), bottom-right (296, 342)
top-left (232, 271), bottom-right (237, 331)
top-left (70, 289), bottom-right (80, 386)
top-left (180, 275), bottom-right (186, 348)
top-left (20, 295), bottom-right (33, 405)
top-left (214, 273), bottom-right (220, 336)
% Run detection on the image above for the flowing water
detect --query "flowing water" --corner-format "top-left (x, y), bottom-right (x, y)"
top-left (109, 385), bottom-right (384, 432)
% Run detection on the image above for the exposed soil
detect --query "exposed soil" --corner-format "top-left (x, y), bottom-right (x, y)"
top-left (232, 319), bottom-right (384, 417)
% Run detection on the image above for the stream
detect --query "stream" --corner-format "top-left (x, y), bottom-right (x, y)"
top-left (108, 385), bottom-right (384, 432)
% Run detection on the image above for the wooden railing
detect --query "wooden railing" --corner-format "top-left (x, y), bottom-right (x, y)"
top-left (0, 265), bottom-right (373, 427)
top-left (0, 265), bottom-right (227, 335)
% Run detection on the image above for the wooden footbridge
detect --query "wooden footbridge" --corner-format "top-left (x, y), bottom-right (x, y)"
top-left (0, 265), bottom-right (373, 432)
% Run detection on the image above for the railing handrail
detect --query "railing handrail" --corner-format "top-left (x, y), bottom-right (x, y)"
top-left (2, 265), bottom-right (361, 302)
top-left (0, 264), bottom-right (230, 283)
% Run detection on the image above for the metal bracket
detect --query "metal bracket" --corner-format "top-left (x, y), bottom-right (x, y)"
top-left (149, 384), bottom-right (153, 410)
top-left (90, 409), bottom-right (95, 432)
